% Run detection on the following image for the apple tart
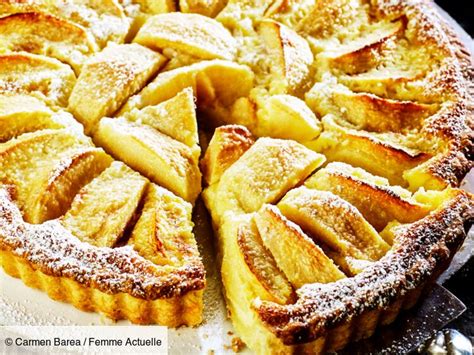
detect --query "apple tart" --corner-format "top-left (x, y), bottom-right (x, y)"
top-left (0, 0), bottom-right (472, 353)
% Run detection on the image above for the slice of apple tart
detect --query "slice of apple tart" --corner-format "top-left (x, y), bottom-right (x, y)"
top-left (202, 125), bottom-right (472, 353)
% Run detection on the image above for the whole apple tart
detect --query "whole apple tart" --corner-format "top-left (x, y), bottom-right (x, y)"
top-left (0, 0), bottom-right (472, 353)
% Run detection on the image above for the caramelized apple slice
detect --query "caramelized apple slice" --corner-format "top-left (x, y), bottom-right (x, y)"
top-left (0, 0), bottom-right (130, 48)
top-left (120, 60), bottom-right (254, 117)
top-left (179, 0), bottom-right (227, 17)
top-left (0, 52), bottom-right (75, 107)
top-left (0, 95), bottom-right (83, 142)
top-left (0, 12), bottom-right (98, 73)
top-left (0, 129), bottom-right (113, 223)
top-left (94, 117), bottom-right (201, 203)
top-left (123, 87), bottom-right (199, 156)
top-left (306, 82), bottom-right (438, 132)
top-left (255, 95), bottom-right (321, 141)
top-left (319, 21), bottom-right (403, 75)
top-left (134, 12), bottom-right (237, 60)
top-left (68, 43), bottom-right (165, 133)
top-left (223, 214), bottom-right (295, 305)
top-left (255, 205), bottom-right (345, 288)
top-left (305, 162), bottom-right (432, 231)
top-left (128, 184), bottom-right (198, 266)
top-left (61, 162), bottom-right (148, 247)
top-left (218, 212), bottom-right (294, 355)
top-left (203, 137), bottom-right (325, 222)
top-left (278, 186), bottom-right (390, 271)
top-left (307, 115), bottom-right (431, 186)
top-left (201, 125), bottom-right (255, 185)
top-left (259, 20), bottom-right (313, 94)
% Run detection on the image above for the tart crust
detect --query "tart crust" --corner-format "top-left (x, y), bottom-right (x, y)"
top-left (0, 188), bottom-right (205, 326)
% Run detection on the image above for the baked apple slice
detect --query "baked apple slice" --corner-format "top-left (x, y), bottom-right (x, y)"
top-left (0, 95), bottom-right (82, 142)
top-left (128, 184), bottom-right (198, 266)
top-left (318, 21), bottom-right (403, 75)
top-left (306, 82), bottom-right (438, 132)
top-left (68, 43), bottom-right (165, 134)
top-left (179, 0), bottom-right (227, 17)
top-left (0, 12), bottom-right (98, 74)
top-left (304, 162), bottom-right (432, 230)
top-left (278, 186), bottom-right (390, 274)
top-left (203, 137), bottom-right (325, 222)
top-left (94, 117), bottom-right (201, 203)
top-left (255, 94), bottom-right (321, 141)
top-left (123, 87), bottom-right (200, 158)
top-left (201, 125), bottom-right (255, 185)
top-left (259, 19), bottom-right (313, 95)
top-left (0, 129), bottom-right (112, 223)
top-left (134, 12), bottom-right (237, 60)
top-left (255, 205), bottom-right (345, 288)
top-left (0, 0), bottom-right (130, 48)
top-left (0, 52), bottom-right (75, 107)
top-left (307, 115), bottom-right (431, 186)
top-left (61, 162), bottom-right (148, 247)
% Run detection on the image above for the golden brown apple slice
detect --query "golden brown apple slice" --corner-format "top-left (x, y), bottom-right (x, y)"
top-left (306, 115), bottom-right (431, 186)
top-left (128, 184), bottom-right (198, 266)
top-left (200, 125), bottom-right (255, 185)
top-left (68, 43), bottom-right (165, 133)
top-left (318, 21), bottom-right (403, 75)
top-left (120, 60), bottom-right (254, 117)
top-left (218, 212), bottom-right (295, 355)
top-left (278, 186), bottom-right (390, 273)
top-left (255, 205), bottom-right (345, 288)
top-left (255, 94), bottom-right (321, 141)
top-left (61, 162), bottom-right (148, 247)
top-left (179, 0), bottom-right (227, 17)
top-left (0, 95), bottom-right (83, 142)
top-left (0, 52), bottom-right (75, 107)
top-left (259, 19), bottom-right (313, 95)
top-left (0, 129), bottom-right (113, 223)
top-left (94, 117), bottom-right (201, 203)
top-left (223, 214), bottom-right (295, 305)
top-left (305, 82), bottom-right (438, 132)
top-left (134, 12), bottom-right (237, 60)
top-left (0, 0), bottom-right (130, 48)
top-left (123, 87), bottom-right (200, 158)
top-left (0, 12), bottom-right (98, 74)
top-left (305, 162), bottom-right (432, 231)
top-left (203, 137), bottom-right (325, 223)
